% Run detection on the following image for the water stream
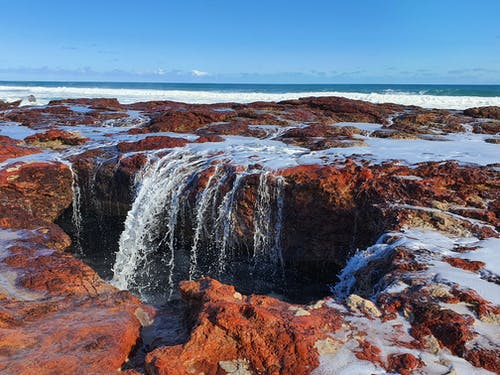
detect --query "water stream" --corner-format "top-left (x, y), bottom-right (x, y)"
top-left (111, 148), bottom-right (286, 303)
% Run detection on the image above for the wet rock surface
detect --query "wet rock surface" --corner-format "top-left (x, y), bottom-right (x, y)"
top-left (0, 161), bottom-right (146, 374)
top-left (145, 278), bottom-right (342, 375)
top-left (0, 97), bottom-right (498, 374)
top-left (24, 129), bottom-right (90, 148)
top-left (0, 136), bottom-right (40, 163)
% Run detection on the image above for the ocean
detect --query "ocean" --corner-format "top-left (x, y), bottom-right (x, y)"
top-left (1, 81), bottom-right (500, 110)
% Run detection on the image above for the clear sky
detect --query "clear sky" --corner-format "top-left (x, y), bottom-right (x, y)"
top-left (0, 0), bottom-right (499, 83)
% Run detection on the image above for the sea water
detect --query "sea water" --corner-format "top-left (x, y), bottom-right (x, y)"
top-left (1, 81), bottom-right (500, 109)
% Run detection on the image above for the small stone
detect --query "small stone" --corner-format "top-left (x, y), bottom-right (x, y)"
top-left (314, 338), bottom-right (340, 355)
top-left (309, 300), bottom-right (325, 309)
top-left (429, 285), bottom-right (453, 299)
top-left (346, 294), bottom-right (382, 318)
top-left (431, 200), bottom-right (449, 211)
top-left (218, 359), bottom-right (252, 375)
top-left (479, 312), bottom-right (500, 325)
top-left (233, 291), bottom-right (242, 300)
top-left (294, 308), bottom-right (311, 317)
top-left (423, 334), bottom-right (441, 354)
top-left (135, 307), bottom-right (154, 326)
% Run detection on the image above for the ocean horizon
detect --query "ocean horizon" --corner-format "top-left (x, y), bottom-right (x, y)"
top-left (1, 81), bottom-right (500, 109)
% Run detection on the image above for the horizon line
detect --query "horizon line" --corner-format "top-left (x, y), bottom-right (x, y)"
top-left (1, 80), bottom-right (500, 86)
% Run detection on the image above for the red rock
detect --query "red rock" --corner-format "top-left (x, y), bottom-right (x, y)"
top-left (443, 257), bottom-right (485, 272)
top-left (1, 95), bottom-right (499, 374)
top-left (472, 121), bottom-right (500, 134)
top-left (0, 136), bottom-right (40, 163)
top-left (0, 159), bottom-right (147, 374)
top-left (117, 135), bottom-right (189, 152)
top-left (410, 303), bottom-right (475, 355)
top-left (146, 108), bottom-right (235, 133)
top-left (355, 340), bottom-right (383, 366)
top-left (390, 110), bottom-right (468, 134)
top-left (234, 108), bottom-right (288, 125)
top-left (278, 123), bottom-right (366, 150)
top-left (0, 100), bottom-right (130, 129)
top-left (196, 119), bottom-right (265, 137)
top-left (0, 162), bottom-right (73, 227)
top-left (118, 153), bottom-right (149, 176)
top-left (145, 278), bottom-right (342, 375)
top-left (48, 97), bottom-right (125, 111)
top-left (279, 96), bottom-right (403, 124)
top-left (464, 106), bottom-right (500, 120)
top-left (464, 348), bottom-right (500, 373)
top-left (194, 134), bottom-right (225, 143)
top-left (450, 288), bottom-right (500, 319)
top-left (0, 99), bottom-right (22, 110)
top-left (25, 129), bottom-right (89, 147)
top-left (386, 353), bottom-right (424, 375)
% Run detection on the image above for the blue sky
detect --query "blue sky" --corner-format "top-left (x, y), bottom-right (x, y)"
top-left (0, 0), bottom-right (499, 83)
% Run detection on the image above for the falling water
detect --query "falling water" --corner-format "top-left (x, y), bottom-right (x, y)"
top-left (112, 150), bottom-right (207, 298)
top-left (188, 165), bottom-right (228, 280)
top-left (251, 172), bottom-right (286, 281)
top-left (253, 172), bottom-right (273, 261)
top-left (213, 173), bottom-right (243, 278)
top-left (111, 148), bottom-right (287, 302)
top-left (68, 164), bottom-right (83, 255)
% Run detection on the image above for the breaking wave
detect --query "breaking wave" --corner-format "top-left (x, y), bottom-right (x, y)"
top-left (1, 83), bottom-right (500, 109)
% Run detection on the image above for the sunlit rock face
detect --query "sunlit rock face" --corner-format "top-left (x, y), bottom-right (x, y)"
top-left (0, 97), bottom-right (498, 374)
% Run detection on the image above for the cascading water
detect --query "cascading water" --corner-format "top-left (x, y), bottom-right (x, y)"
top-left (111, 147), bottom-right (287, 303)
top-left (68, 164), bottom-right (83, 255)
top-left (250, 172), bottom-right (286, 284)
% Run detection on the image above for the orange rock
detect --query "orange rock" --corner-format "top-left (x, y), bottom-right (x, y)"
top-left (387, 353), bottom-right (424, 375)
top-left (147, 108), bottom-right (235, 133)
top-left (355, 340), bottom-right (383, 366)
top-left (411, 303), bottom-right (475, 355)
top-left (465, 348), bottom-right (500, 373)
top-left (145, 278), bottom-right (342, 375)
top-left (464, 106), bottom-right (500, 120)
top-left (443, 257), bottom-right (485, 272)
top-left (48, 97), bottom-right (125, 111)
top-left (0, 136), bottom-right (40, 163)
top-left (194, 134), bottom-right (225, 143)
top-left (0, 162), bottom-right (72, 230)
top-left (117, 135), bottom-right (189, 152)
top-left (25, 129), bottom-right (89, 147)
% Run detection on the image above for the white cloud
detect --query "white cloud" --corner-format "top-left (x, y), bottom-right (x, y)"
top-left (155, 68), bottom-right (166, 75)
top-left (191, 69), bottom-right (209, 77)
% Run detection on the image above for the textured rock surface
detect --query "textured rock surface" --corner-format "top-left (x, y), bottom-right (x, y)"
top-left (0, 136), bottom-right (40, 163)
top-left (0, 158), bottom-right (146, 374)
top-left (24, 129), bottom-right (89, 148)
top-left (145, 278), bottom-right (342, 375)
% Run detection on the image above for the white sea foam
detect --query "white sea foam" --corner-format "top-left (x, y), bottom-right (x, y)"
top-left (1, 84), bottom-right (500, 109)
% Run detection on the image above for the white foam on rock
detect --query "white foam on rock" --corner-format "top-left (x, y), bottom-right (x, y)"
top-left (334, 228), bottom-right (500, 305)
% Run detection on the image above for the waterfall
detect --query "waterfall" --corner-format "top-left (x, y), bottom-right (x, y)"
top-left (188, 164), bottom-right (225, 280)
top-left (111, 148), bottom-right (287, 302)
top-left (251, 172), bottom-right (286, 281)
top-left (112, 150), bottom-right (207, 298)
top-left (213, 173), bottom-right (243, 278)
top-left (252, 172), bottom-right (273, 261)
top-left (69, 164), bottom-right (83, 255)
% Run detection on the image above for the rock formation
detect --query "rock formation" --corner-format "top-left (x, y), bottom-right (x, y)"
top-left (0, 96), bottom-right (498, 374)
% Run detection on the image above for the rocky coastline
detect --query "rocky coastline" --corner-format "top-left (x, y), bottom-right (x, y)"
top-left (0, 96), bottom-right (498, 374)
